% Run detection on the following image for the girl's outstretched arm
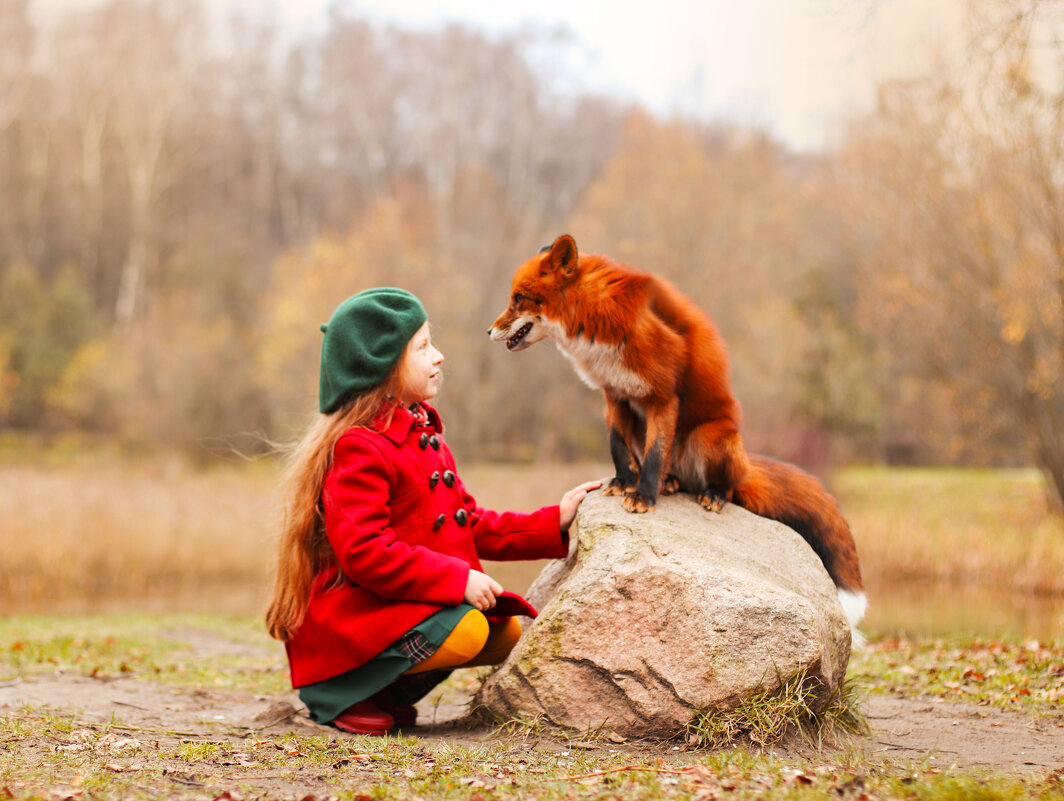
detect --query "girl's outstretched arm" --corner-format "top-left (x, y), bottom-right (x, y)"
top-left (559, 480), bottom-right (603, 533)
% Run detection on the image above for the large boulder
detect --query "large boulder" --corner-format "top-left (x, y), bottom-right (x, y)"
top-left (475, 490), bottom-right (851, 739)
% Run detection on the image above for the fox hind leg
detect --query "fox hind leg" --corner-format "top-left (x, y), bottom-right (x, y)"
top-left (698, 486), bottom-right (730, 513)
top-left (683, 421), bottom-right (749, 514)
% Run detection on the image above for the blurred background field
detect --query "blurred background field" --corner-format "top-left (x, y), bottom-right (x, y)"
top-left (2, 449), bottom-right (1061, 640)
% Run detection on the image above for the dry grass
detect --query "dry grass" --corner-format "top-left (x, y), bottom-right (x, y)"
top-left (0, 454), bottom-right (609, 614)
top-left (0, 457), bottom-right (280, 614)
top-left (835, 466), bottom-right (1064, 594)
top-left (2, 454), bottom-right (1062, 620)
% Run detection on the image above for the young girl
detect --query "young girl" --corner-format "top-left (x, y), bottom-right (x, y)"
top-left (266, 287), bottom-right (599, 735)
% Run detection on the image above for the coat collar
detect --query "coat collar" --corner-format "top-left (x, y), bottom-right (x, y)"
top-left (376, 402), bottom-right (443, 445)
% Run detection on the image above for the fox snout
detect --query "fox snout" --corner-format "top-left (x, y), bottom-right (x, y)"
top-left (487, 310), bottom-right (514, 340)
top-left (488, 308), bottom-right (539, 352)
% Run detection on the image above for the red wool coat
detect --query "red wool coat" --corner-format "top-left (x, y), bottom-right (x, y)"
top-left (284, 404), bottom-right (567, 688)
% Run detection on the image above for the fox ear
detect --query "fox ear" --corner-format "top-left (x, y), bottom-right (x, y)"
top-left (542, 234), bottom-right (579, 279)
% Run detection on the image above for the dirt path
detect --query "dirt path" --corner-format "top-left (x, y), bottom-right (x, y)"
top-left (2, 627), bottom-right (1061, 777)
top-left (862, 694), bottom-right (1063, 773)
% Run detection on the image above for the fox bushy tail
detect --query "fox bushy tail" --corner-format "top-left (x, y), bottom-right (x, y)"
top-left (731, 454), bottom-right (867, 636)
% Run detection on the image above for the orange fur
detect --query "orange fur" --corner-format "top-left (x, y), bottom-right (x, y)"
top-left (489, 235), bottom-right (863, 597)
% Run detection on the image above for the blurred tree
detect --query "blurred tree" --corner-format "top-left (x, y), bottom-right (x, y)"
top-left (0, 0), bottom-right (31, 115)
top-left (0, 1), bottom-right (34, 247)
top-left (841, 0), bottom-right (1064, 507)
top-left (51, 8), bottom-right (112, 298)
top-left (792, 267), bottom-right (880, 451)
top-left (0, 263), bottom-right (98, 427)
top-left (93, 0), bottom-right (207, 332)
top-left (46, 336), bottom-right (134, 433)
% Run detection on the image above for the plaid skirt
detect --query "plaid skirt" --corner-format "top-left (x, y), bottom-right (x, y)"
top-left (298, 603), bottom-right (473, 724)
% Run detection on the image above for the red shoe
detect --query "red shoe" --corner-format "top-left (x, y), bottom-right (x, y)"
top-left (369, 691), bottom-right (417, 728)
top-left (383, 703), bottom-right (417, 728)
top-left (332, 700), bottom-right (394, 735)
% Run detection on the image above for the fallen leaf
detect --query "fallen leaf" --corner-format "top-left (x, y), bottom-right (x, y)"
top-left (687, 765), bottom-right (717, 781)
top-left (104, 762), bottom-right (142, 773)
top-left (45, 789), bottom-right (83, 801)
top-left (95, 734), bottom-right (144, 756)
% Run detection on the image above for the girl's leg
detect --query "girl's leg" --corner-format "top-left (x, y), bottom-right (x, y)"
top-left (402, 613), bottom-right (524, 675)
top-left (335, 610), bottom-right (499, 735)
top-left (403, 609), bottom-right (489, 675)
top-left (457, 617), bottom-right (522, 668)
top-left (365, 614), bottom-right (521, 732)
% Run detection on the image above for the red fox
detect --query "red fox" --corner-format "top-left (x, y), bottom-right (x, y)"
top-left (489, 234), bottom-right (867, 635)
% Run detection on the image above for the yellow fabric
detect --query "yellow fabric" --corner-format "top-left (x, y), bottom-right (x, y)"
top-left (460, 616), bottom-right (522, 668)
top-left (402, 610), bottom-right (523, 675)
top-left (403, 609), bottom-right (488, 674)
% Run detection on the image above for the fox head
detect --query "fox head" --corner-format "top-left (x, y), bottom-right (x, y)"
top-left (488, 234), bottom-right (580, 352)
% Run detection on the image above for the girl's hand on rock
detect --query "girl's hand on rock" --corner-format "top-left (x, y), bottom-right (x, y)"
top-left (464, 569), bottom-right (503, 611)
top-left (559, 480), bottom-right (603, 533)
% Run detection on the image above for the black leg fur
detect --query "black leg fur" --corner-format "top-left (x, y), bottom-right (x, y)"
top-left (626, 438), bottom-right (663, 513)
top-left (605, 426), bottom-right (640, 496)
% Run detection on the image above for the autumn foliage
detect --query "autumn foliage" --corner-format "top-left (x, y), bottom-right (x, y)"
top-left (1, 0), bottom-right (1063, 509)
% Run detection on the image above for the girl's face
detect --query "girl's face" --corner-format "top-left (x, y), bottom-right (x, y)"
top-left (398, 321), bottom-right (444, 405)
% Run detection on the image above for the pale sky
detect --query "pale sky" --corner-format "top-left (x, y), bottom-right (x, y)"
top-left (272, 0), bottom-right (967, 150)
top-left (36, 0), bottom-right (968, 151)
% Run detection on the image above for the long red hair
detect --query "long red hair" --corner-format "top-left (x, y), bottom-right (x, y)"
top-left (265, 359), bottom-right (407, 641)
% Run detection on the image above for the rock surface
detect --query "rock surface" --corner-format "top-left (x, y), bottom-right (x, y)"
top-left (475, 490), bottom-right (851, 738)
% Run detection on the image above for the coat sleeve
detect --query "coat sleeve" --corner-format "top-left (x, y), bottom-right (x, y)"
top-left (455, 474), bottom-right (568, 562)
top-left (323, 434), bottom-right (470, 605)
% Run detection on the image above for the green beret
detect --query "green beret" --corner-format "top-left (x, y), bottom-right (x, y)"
top-left (318, 288), bottom-right (428, 413)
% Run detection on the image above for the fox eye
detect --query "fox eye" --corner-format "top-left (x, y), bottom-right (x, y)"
top-left (513, 293), bottom-right (524, 304)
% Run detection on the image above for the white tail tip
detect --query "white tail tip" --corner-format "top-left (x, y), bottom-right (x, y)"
top-left (838, 589), bottom-right (868, 648)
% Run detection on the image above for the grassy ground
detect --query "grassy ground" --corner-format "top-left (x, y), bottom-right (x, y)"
top-left (1, 614), bottom-right (1062, 801)
top-left (852, 636), bottom-right (1064, 716)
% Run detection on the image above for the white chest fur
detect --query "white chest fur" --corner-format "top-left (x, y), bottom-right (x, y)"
top-left (544, 320), bottom-right (652, 398)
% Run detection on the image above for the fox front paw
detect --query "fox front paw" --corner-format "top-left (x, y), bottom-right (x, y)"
top-left (622, 492), bottom-right (656, 514)
top-left (602, 478), bottom-right (634, 497)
